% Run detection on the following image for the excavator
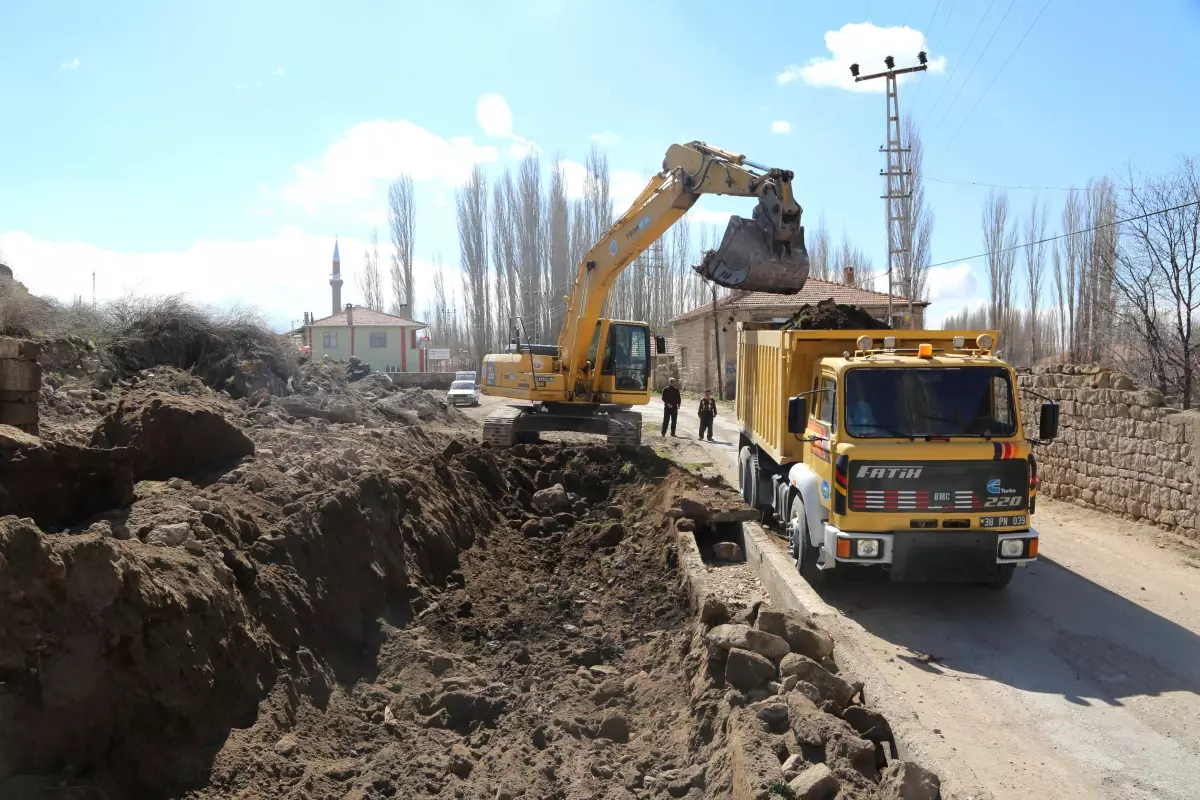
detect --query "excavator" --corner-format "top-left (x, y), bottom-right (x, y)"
top-left (480, 141), bottom-right (810, 447)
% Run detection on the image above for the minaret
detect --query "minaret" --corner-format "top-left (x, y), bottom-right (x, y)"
top-left (330, 239), bottom-right (343, 316)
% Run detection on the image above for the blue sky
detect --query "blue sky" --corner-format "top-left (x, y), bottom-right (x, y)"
top-left (3, 0), bottom-right (1199, 329)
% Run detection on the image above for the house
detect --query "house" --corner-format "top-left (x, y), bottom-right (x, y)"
top-left (303, 304), bottom-right (430, 373)
top-left (668, 271), bottom-right (929, 398)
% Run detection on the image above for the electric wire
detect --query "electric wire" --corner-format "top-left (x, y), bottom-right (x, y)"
top-left (928, 0), bottom-right (1018, 134)
top-left (907, 0), bottom-right (946, 111)
top-left (920, 0), bottom-right (997, 123)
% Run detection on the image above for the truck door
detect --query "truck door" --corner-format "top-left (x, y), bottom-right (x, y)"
top-left (806, 373), bottom-right (837, 514)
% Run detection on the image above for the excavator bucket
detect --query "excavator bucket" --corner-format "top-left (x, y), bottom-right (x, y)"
top-left (694, 213), bottom-right (810, 294)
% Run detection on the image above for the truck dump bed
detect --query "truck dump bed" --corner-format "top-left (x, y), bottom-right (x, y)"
top-left (736, 327), bottom-right (994, 466)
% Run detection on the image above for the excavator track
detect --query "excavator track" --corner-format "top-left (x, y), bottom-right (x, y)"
top-left (482, 405), bottom-right (525, 448)
top-left (606, 410), bottom-right (643, 447)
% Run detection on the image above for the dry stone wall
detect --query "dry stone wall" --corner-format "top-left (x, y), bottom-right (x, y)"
top-left (0, 337), bottom-right (41, 434)
top-left (1019, 365), bottom-right (1198, 538)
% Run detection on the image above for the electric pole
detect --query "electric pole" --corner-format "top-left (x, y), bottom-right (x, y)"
top-left (851, 53), bottom-right (928, 328)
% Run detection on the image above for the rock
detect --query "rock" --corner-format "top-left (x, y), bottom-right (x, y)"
top-left (757, 607), bottom-right (835, 661)
top-left (675, 517), bottom-right (696, 532)
top-left (724, 648), bottom-right (775, 692)
top-left (700, 596), bottom-right (730, 627)
top-left (664, 507), bottom-right (683, 519)
top-left (145, 522), bottom-right (191, 547)
top-left (792, 680), bottom-right (821, 703)
top-left (711, 541), bottom-right (743, 561)
top-left (755, 701), bottom-right (790, 733)
top-left (779, 653), bottom-right (855, 708)
top-left (747, 628), bottom-right (790, 662)
top-left (183, 537), bottom-right (206, 555)
top-left (442, 440), bottom-right (466, 458)
top-left (788, 763), bottom-right (839, 800)
top-left (706, 623), bottom-right (752, 654)
top-left (597, 522), bottom-right (625, 547)
top-left (781, 675), bottom-right (799, 693)
top-left (879, 761), bottom-right (941, 800)
top-left (604, 505), bottom-right (623, 519)
top-left (91, 394), bottom-right (254, 481)
top-left (520, 519), bottom-right (542, 537)
top-left (597, 712), bottom-right (630, 743)
top-left (828, 734), bottom-right (878, 778)
top-left (274, 734), bottom-right (299, 756)
top-left (448, 743), bottom-right (474, 778)
top-left (532, 484), bottom-right (571, 513)
top-left (677, 497), bottom-right (710, 523)
top-left (842, 706), bottom-right (897, 762)
top-left (781, 753), bottom-right (805, 778)
top-left (756, 609), bottom-right (789, 638)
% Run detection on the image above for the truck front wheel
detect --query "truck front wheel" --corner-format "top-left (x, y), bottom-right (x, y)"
top-left (987, 563), bottom-right (1016, 589)
top-left (788, 495), bottom-right (827, 588)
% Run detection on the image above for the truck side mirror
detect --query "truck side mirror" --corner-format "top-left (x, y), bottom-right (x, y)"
top-left (1039, 401), bottom-right (1059, 441)
top-left (787, 396), bottom-right (808, 434)
top-left (655, 335), bottom-right (667, 355)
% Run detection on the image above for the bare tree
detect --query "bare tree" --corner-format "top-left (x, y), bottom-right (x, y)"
top-left (546, 159), bottom-right (572, 339)
top-left (1023, 198), bottom-right (1048, 362)
top-left (809, 217), bottom-right (832, 281)
top-left (981, 189), bottom-right (1018, 346)
top-left (1058, 189), bottom-right (1083, 360)
top-left (456, 166), bottom-right (490, 363)
top-left (515, 153), bottom-right (544, 341)
top-left (490, 173), bottom-right (518, 346)
top-left (1081, 178), bottom-right (1118, 363)
top-left (838, 231), bottom-right (875, 288)
top-left (902, 118), bottom-right (934, 302)
top-left (387, 174), bottom-right (416, 313)
top-left (1114, 158), bottom-right (1200, 407)
top-left (356, 229), bottom-right (385, 312)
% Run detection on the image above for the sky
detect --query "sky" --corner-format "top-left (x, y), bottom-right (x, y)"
top-left (3, 0), bottom-right (1200, 331)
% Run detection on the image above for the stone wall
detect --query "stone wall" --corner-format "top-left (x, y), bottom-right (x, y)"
top-left (0, 337), bottom-right (41, 434)
top-left (1018, 365), bottom-right (1198, 538)
top-left (385, 371), bottom-right (455, 390)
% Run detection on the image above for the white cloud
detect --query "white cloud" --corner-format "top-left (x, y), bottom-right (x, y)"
top-left (281, 119), bottom-right (498, 212)
top-left (0, 227), bottom-right (455, 329)
top-left (476, 93), bottom-right (514, 138)
top-left (557, 159), bottom-right (588, 199)
top-left (589, 130), bottom-right (621, 148)
top-left (273, 66), bottom-right (285, 78)
top-left (770, 120), bottom-right (792, 135)
top-left (252, 206), bottom-right (274, 217)
top-left (689, 208), bottom-right (733, 228)
top-left (60, 57), bottom-right (80, 71)
top-left (926, 262), bottom-right (978, 304)
top-left (777, 23), bottom-right (946, 93)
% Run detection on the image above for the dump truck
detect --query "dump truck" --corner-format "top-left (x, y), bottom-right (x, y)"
top-left (736, 327), bottom-right (1059, 588)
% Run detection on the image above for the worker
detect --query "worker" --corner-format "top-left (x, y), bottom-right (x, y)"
top-left (698, 389), bottom-right (717, 442)
top-left (661, 377), bottom-right (681, 437)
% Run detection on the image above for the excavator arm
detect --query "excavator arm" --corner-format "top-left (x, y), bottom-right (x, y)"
top-left (557, 141), bottom-right (809, 390)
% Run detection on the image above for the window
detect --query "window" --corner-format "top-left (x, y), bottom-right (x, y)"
top-left (370, 331), bottom-right (387, 348)
top-left (815, 376), bottom-right (837, 429)
top-left (843, 367), bottom-right (1017, 438)
top-left (680, 346), bottom-right (689, 370)
top-left (322, 331), bottom-right (338, 349)
top-left (601, 323), bottom-right (651, 390)
top-left (586, 323), bottom-right (602, 367)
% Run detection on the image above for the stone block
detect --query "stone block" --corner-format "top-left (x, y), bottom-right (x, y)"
top-left (0, 401), bottom-right (37, 426)
top-left (0, 359), bottom-right (40, 392)
top-left (0, 338), bottom-right (19, 359)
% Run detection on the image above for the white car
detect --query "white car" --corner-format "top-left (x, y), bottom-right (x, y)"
top-left (446, 380), bottom-right (480, 406)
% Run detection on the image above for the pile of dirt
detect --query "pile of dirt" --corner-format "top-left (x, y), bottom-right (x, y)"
top-left (783, 299), bottom-right (892, 331)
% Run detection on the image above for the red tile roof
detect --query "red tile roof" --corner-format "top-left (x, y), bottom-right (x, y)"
top-left (309, 307), bottom-right (426, 327)
top-left (670, 278), bottom-right (927, 323)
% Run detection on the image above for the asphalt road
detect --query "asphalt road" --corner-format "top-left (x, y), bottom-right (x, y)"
top-left (633, 397), bottom-right (1200, 800)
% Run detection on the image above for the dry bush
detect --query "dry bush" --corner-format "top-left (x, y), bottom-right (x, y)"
top-left (0, 278), bottom-right (58, 336)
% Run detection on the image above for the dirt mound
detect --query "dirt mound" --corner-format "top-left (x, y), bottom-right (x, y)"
top-left (784, 298), bottom-right (892, 330)
top-left (0, 425), bottom-right (134, 529)
top-left (90, 393), bottom-right (254, 481)
top-left (376, 387), bottom-right (465, 424)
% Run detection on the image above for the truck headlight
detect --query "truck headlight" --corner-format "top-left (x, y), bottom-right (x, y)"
top-left (999, 539), bottom-right (1025, 558)
top-left (855, 539), bottom-right (881, 558)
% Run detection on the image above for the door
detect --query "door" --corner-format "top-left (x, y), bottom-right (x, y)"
top-left (806, 372), bottom-right (837, 512)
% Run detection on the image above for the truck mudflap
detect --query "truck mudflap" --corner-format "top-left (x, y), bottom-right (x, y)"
top-left (820, 524), bottom-right (1037, 583)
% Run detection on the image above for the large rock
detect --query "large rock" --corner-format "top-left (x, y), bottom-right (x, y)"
top-left (725, 648), bottom-right (775, 692)
top-left (532, 484), bottom-right (571, 513)
top-left (786, 693), bottom-right (860, 748)
top-left (91, 394), bottom-right (253, 481)
top-left (879, 761), bottom-right (941, 800)
top-left (779, 653), bottom-right (856, 708)
top-left (788, 763), bottom-right (839, 800)
top-left (706, 623), bottom-right (790, 662)
top-left (757, 607), bottom-right (835, 661)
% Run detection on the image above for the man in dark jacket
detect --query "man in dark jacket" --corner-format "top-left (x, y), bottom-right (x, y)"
top-left (661, 377), bottom-right (681, 437)
top-left (698, 389), bottom-right (717, 441)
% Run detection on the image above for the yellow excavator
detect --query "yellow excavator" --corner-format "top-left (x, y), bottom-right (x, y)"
top-left (480, 141), bottom-right (810, 447)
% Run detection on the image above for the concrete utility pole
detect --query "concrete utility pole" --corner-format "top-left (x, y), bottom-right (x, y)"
top-left (851, 53), bottom-right (927, 328)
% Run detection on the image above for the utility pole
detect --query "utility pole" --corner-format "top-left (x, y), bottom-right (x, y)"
top-left (851, 53), bottom-right (927, 328)
top-left (709, 281), bottom-right (723, 401)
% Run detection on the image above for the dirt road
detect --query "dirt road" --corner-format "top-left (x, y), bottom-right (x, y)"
top-left (615, 396), bottom-right (1200, 800)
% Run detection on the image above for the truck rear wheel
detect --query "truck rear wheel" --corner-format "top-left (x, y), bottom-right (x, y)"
top-left (738, 447), bottom-right (759, 508)
top-left (788, 495), bottom-right (827, 588)
top-left (986, 563), bottom-right (1016, 589)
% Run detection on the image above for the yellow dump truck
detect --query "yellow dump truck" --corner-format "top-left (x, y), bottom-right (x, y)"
top-left (736, 327), bottom-right (1060, 588)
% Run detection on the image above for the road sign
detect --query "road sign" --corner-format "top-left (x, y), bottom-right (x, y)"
top-left (428, 348), bottom-right (451, 360)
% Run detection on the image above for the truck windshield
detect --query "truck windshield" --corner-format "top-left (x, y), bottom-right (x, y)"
top-left (450, 381), bottom-right (474, 390)
top-left (844, 367), bottom-right (1017, 439)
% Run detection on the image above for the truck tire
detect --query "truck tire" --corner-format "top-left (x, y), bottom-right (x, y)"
top-left (987, 563), bottom-right (1016, 589)
top-left (738, 447), bottom-right (758, 508)
top-left (788, 494), bottom-right (827, 588)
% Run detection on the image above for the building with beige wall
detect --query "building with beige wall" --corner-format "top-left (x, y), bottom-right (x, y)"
top-left (669, 275), bottom-right (928, 398)
top-left (304, 304), bottom-right (429, 373)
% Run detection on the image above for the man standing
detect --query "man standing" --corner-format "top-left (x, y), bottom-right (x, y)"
top-left (661, 377), bottom-right (681, 437)
top-left (698, 389), bottom-right (717, 441)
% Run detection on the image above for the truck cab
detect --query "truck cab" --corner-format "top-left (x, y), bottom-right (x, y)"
top-left (737, 327), bottom-right (1059, 588)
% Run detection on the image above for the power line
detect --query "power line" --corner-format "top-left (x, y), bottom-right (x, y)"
top-left (928, 0), bottom-right (1054, 171)
top-left (928, 0), bottom-right (1018, 133)
top-left (926, 198), bottom-right (1200, 270)
top-left (923, 175), bottom-right (1078, 191)
top-left (907, 0), bottom-right (946, 110)
top-left (919, 0), bottom-right (996, 121)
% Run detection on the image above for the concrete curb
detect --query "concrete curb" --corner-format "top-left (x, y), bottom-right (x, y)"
top-left (741, 521), bottom-right (990, 800)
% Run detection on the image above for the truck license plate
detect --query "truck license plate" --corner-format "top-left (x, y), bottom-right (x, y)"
top-left (979, 514), bottom-right (1027, 528)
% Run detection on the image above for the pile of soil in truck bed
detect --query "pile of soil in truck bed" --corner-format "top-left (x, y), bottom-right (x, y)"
top-left (783, 298), bottom-right (892, 330)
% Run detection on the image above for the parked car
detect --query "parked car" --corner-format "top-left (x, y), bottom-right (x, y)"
top-left (446, 379), bottom-right (480, 407)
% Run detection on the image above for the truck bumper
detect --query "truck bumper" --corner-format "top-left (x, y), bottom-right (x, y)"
top-left (821, 523), bottom-right (1038, 582)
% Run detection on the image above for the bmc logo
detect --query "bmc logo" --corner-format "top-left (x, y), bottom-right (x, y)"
top-left (856, 465), bottom-right (924, 480)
